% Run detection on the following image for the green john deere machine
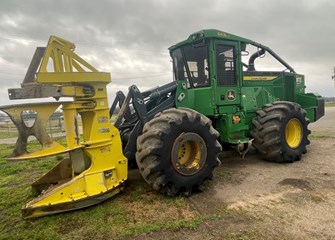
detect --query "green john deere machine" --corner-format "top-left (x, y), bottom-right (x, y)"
top-left (1, 29), bottom-right (324, 218)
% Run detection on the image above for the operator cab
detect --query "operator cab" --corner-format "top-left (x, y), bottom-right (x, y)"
top-left (169, 29), bottom-right (299, 116)
top-left (170, 29), bottom-right (296, 86)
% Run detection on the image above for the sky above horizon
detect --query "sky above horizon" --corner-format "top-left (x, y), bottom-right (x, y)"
top-left (1, 0), bottom-right (335, 106)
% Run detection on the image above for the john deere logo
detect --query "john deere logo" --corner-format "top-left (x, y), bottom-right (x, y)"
top-left (227, 90), bottom-right (236, 101)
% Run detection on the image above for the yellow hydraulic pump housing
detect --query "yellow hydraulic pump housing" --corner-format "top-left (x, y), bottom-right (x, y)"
top-left (0, 36), bottom-right (127, 219)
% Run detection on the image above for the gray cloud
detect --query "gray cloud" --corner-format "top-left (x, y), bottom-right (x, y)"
top-left (0, 0), bottom-right (334, 107)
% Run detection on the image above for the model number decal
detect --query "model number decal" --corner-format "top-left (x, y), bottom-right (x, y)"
top-left (99, 128), bottom-right (110, 133)
top-left (98, 116), bottom-right (108, 123)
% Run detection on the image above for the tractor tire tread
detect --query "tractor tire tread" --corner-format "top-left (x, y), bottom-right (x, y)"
top-left (251, 101), bottom-right (310, 163)
top-left (136, 107), bottom-right (221, 196)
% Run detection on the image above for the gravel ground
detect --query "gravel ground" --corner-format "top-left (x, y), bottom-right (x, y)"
top-left (136, 107), bottom-right (335, 240)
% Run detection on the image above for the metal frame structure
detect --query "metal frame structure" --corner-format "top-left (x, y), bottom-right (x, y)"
top-left (1, 36), bottom-right (127, 218)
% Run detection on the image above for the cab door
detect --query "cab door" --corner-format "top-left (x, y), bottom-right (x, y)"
top-left (214, 41), bottom-right (241, 112)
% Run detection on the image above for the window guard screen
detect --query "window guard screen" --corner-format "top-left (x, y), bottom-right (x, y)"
top-left (217, 44), bottom-right (237, 86)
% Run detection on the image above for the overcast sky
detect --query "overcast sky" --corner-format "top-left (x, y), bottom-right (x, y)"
top-left (0, 0), bottom-right (335, 106)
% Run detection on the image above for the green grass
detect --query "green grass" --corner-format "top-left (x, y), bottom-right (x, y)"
top-left (325, 101), bottom-right (335, 107)
top-left (0, 129), bottom-right (64, 139)
top-left (0, 116), bottom-right (64, 140)
top-left (309, 133), bottom-right (334, 139)
top-left (0, 130), bottom-right (18, 139)
top-left (0, 139), bottom-right (262, 239)
top-left (0, 169), bottom-right (197, 239)
top-left (0, 140), bottom-right (248, 240)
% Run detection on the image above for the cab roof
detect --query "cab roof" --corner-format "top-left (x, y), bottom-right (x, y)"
top-left (168, 29), bottom-right (253, 51)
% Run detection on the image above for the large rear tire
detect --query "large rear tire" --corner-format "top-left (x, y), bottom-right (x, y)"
top-left (136, 108), bottom-right (221, 196)
top-left (250, 101), bottom-right (310, 163)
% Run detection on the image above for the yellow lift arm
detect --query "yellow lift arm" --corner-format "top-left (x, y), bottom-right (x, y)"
top-left (0, 36), bottom-right (127, 219)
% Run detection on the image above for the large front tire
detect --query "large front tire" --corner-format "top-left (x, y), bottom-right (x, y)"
top-left (250, 101), bottom-right (310, 163)
top-left (135, 108), bottom-right (221, 196)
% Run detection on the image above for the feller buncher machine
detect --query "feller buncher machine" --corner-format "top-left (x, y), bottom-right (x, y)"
top-left (1, 29), bottom-right (324, 219)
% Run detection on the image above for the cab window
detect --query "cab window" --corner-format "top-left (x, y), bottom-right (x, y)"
top-left (171, 43), bottom-right (209, 88)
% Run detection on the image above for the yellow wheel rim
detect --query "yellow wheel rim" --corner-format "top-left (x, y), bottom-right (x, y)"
top-left (285, 118), bottom-right (303, 148)
top-left (178, 141), bottom-right (201, 169)
top-left (171, 133), bottom-right (207, 176)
